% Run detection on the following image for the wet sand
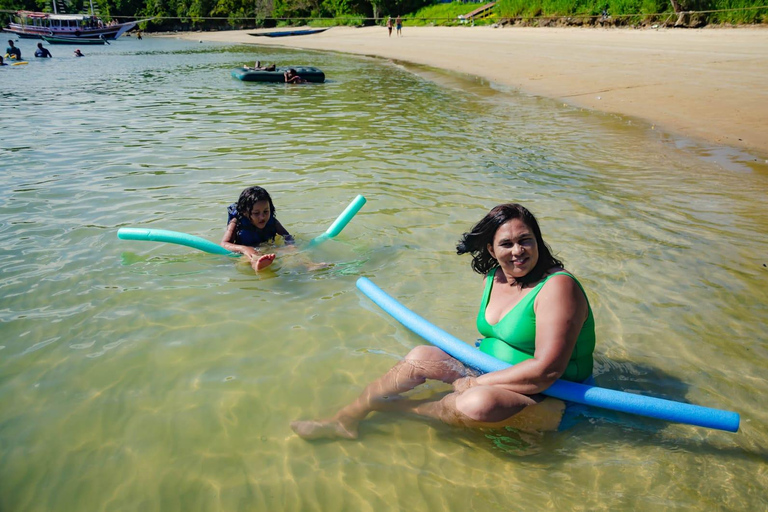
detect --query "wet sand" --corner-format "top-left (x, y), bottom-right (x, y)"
top-left (170, 26), bottom-right (768, 157)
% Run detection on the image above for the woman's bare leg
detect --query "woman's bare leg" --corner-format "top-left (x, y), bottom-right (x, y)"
top-left (291, 346), bottom-right (470, 439)
top-left (397, 386), bottom-right (565, 433)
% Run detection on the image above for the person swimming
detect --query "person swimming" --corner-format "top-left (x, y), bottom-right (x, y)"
top-left (220, 186), bottom-right (294, 272)
top-left (284, 68), bottom-right (306, 84)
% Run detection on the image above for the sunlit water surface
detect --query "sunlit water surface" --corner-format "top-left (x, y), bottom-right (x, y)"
top-left (1, 36), bottom-right (767, 511)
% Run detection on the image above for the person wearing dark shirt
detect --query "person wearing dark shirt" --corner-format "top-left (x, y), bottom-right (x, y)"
top-left (6, 40), bottom-right (21, 61)
top-left (35, 43), bottom-right (52, 58)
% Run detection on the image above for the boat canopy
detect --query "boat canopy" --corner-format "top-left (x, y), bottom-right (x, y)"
top-left (17, 11), bottom-right (96, 21)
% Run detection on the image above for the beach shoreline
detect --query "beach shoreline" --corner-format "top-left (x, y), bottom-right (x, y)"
top-left (166, 25), bottom-right (768, 158)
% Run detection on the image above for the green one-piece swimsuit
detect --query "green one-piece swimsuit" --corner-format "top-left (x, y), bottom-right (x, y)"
top-left (476, 270), bottom-right (595, 382)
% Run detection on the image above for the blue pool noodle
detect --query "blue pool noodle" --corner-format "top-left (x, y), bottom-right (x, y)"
top-left (310, 195), bottom-right (367, 246)
top-left (117, 228), bottom-right (236, 256)
top-left (355, 277), bottom-right (740, 433)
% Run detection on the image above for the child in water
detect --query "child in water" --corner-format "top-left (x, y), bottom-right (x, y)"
top-left (221, 186), bottom-right (294, 271)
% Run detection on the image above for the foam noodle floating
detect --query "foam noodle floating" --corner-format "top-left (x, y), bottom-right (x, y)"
top-left (355, 277), bottom-right (740, 433)
top-left (119, 195), bottom-right (366, 254)
top-left (310, 195), bottom-right (367, 246)
top-left (117, 228), bottom-right (236, 256)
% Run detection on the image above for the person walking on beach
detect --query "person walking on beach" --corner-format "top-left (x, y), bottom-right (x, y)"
top-left (386, 17), bottom-right (393, 37)
top-left (395, 15), bottom-right (402, 37)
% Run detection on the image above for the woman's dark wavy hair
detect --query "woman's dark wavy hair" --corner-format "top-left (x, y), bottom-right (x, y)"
top-left (456, 203), bottom-right (563, 285)
top-left (236, 186), bottom-right (276, 221)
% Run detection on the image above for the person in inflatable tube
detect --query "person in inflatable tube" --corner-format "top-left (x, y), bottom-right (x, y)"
top-left (292, 203), bottom-right (596, 439)
top-left (221, 186), bottom-right (294, 272)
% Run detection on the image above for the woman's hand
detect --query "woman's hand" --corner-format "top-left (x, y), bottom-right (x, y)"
top-left (452, 376), bottom-right (479, 394)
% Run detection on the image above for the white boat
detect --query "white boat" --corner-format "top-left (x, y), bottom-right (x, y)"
top-left (4, 1), bottom-right (140, 40)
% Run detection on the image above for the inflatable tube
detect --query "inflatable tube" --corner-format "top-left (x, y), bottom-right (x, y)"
top-left (117, 228), bottom-right (236, 256)
top-left (355, 277), bottom-right (740, 432)
top-left (310, 195), bottom-right (367, 246)
top-left (231, 66), bottom-right (325, 83)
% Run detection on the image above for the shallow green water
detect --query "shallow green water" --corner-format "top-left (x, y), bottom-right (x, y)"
top-left (1, 36), bottom-right (767, 511)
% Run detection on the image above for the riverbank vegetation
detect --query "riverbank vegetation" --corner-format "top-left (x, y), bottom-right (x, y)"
top-left (1, 0), bottom-right (765, 31)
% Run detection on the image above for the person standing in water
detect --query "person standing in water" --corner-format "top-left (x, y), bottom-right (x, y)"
top-left (6, 40), bottom-right (21, 61)
top-left (291, 203), bottom-right (595, 440)
top-left (34, 43), bottom-right (52, 58)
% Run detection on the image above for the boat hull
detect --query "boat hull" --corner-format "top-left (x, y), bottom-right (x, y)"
top-left (249, 28), bottom-right (328, 38)
top-left (42, 35), bottom-right (107, 44)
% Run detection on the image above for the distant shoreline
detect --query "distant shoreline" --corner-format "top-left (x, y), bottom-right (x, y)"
top-left (163, 25), bottom-right (768, 158)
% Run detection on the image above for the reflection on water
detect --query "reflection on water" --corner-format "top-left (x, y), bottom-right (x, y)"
top-left (1, 37), bottom-right (767, 511)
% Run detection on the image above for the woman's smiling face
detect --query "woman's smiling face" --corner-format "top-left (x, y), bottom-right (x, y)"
top-left (487, 218), bottom-right (539, 279)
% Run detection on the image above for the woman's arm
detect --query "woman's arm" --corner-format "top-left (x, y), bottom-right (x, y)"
top-left (467, 274), bottom-right (588, 395)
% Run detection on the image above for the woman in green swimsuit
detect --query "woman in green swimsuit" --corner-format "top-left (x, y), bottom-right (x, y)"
top-left (292, 203), bottom-right (595, 440)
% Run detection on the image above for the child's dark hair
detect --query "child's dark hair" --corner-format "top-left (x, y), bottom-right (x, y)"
top-left (456, 203), bottom-right (563, 285)
top-left (236, 186), bottom-right (276, 220)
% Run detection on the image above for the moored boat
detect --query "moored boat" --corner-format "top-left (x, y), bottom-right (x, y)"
top-left (231, 66), bottom-right (326, 83)
top-left (5, 11), bottom-right (138, 40)
top-left (42, 34), bottom-right (107, 44)
top-left (249, 28), bottom-right (328, 38)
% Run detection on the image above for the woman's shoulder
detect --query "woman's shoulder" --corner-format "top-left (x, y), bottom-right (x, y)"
top-left (539, 268), bottom-right (587, 301)
top-left (545, 266), bottom-right (570, 277)
top-left (542, 267), bottom-right (577, 285)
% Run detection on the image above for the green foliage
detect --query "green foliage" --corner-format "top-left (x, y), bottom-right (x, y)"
top-left (402, 2), bottom-right (491, 25)
top-left (2, 0), bottom-right (764, 29)
top-left (708, 0), bottom-right (768, 23)
top-left (497, 0), bottom-right (767, 23)
top-left (309, 14), bottom-right (365, 24)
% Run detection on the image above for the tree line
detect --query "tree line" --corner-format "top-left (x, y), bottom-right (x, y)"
top-left (1, 0), bottom-right (765, 30)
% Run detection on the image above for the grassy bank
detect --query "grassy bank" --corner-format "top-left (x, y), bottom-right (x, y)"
top-left (496, 0), bottom-right (768, 25)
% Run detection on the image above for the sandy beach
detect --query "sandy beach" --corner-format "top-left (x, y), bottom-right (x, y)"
top-left (172, 25), bottom-right (768, 158)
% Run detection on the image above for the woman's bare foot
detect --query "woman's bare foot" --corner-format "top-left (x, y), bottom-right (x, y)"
top-left (290, 419), bottom-right (359, 440)
top-left (251, 253), bottom-right (275, 271)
